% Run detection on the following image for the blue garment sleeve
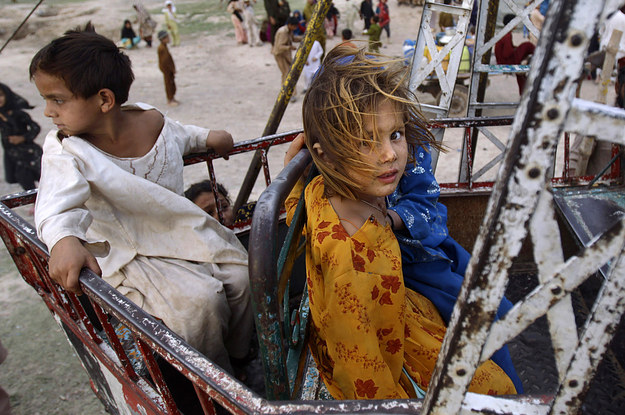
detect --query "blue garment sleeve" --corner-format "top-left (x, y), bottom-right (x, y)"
top-left (387, 145), bottom-right (449, 249)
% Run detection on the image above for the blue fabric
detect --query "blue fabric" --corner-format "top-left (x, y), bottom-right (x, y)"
top-left (387, 144), bottom-right (524, 394)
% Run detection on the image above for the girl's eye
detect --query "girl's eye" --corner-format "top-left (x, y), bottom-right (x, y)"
top-left (390, 130), bottom-right (404, 141)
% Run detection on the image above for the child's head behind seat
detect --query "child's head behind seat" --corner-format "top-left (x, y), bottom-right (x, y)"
top-left (29, 22), bottom-right (134, 104)
top-left (302, 47), bottom-right (438, 200)
top-left (185, 180), bottom-right (235, 227)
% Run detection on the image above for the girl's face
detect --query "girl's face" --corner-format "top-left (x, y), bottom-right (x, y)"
top-left (350, 100), bottom-right (408, 202)
top-left (0, 90), bottom-right (5, 108)
top-left (193, 191), bottom-right (234, 227)
top-left (33, 71), bottom-right (103, 138)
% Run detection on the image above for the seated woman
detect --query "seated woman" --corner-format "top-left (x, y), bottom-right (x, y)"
top-left (283, 47), bottom-right (518, 399)
top-left (120, 19), bottom-right (141, 49)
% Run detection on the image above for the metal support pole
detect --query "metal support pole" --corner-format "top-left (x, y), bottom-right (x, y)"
top-left (234, 0), bottom-right (332, 212)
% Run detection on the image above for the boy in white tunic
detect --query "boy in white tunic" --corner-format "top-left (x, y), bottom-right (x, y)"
top-left (29, 23), bottom-right (253, 374)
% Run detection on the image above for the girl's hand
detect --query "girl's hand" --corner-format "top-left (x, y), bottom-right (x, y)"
top-left (284, 133), bottom-right (307, 167)
top-left (8, 135), bottom-right (25, 145)
top-left (49, 236), bottom-right (102, 295)
top-left (206, 129), bottom-right (234, 160)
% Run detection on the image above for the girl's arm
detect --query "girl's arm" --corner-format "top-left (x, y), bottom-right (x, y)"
top-left (388, 145), bottom-right (447, 241)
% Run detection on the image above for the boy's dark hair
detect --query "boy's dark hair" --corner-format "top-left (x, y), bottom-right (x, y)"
top-left (184, 180), bottom-right (230, 203)
top-left (287, 16), bottom-right (300, 27)
top-left (29, 22), bottom-right (134, 104)
top-left (503, 14), bottom-right (516, 26)
top-left (342, 28), bottom-right (353, 40)
top-left (372, 15), bottom-right (379, 23)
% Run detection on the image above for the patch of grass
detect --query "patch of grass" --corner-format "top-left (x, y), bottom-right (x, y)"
top-left (149, 1), bottom-right (232, 37)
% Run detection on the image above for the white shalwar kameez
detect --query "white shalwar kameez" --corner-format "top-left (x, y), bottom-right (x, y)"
top-left (302, 40), bottom-right (323, 91)
top-left (35, 103), bottom-right (252, 372)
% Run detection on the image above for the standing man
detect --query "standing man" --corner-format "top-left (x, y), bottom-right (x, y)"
top-left (272, 17), bottom-right (300, 99)
top-left (360, 0), bottom-right (374, 32)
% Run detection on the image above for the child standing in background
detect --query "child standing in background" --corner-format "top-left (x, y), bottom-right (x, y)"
top-left (29, 23), bottom-right (253, 375)
top-left (163, 0), bottom-right (180, 46)
top-left (157, 30), bottom-right (179, 106)
top-left (283, 47), bottom-right (518, 399)
top-left (367, 15), bottom-right (381, 52)
top-left (243, 0), bottom-right (263, 47)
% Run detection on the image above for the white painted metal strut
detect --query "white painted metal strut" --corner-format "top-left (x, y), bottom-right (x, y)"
top-left (421, 0), bottom-right (625, 414)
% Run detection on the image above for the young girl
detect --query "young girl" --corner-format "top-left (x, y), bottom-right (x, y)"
top-left (0, 82), bottom-right (41, 191)
top-left (30, 24), bottom-right (252, 374)
top-left (284, 47), bottom-right (518, 399)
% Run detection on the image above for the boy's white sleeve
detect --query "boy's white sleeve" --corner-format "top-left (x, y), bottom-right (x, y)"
top-left (35, 131), bottom-right (94, 251)
top-left (165, 117), bottom-right (210, 155)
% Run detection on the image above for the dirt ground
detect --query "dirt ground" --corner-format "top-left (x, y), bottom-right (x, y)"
top-left (0, 0), bottom-right (612, 414)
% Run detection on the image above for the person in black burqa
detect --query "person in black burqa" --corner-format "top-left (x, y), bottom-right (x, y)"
top-left (0, 82), bottom-right (41, 191)
top-left (360, 0), bottom-right (374, 32)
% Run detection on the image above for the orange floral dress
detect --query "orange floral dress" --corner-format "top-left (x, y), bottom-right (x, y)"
top-left (286, 176), bottom-right (516, 400)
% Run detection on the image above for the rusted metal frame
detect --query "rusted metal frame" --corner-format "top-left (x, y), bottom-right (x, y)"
top-left (548, 241), bottom-right (625, 414)
top-left (563, 132), bottom-right (570, 181)
top-left (89, 293), bottom-right (140, 381)
top-left (183, 130), bottom-right (301, 166)
top-left (529, 189), bottom-right (577, 381)
top-left (463, 127), bottom-right (474, 187)
top-left (248, 149), bottom-right (312, 400)
top-left (0, 233), bottom-right (168, 415)
top-left (422, 0), bottom-right (602, 412)
top-left (480, 218), bottom-right (625, 365)
top-left (77, 270), bottom-right (263, 414)
top-left (233, 0), bottom-right (332, 212)
top-left (193, 383), bottom-right (218, 415)
top-left (133, 337), bottom-right (181, 415)
top-left (0, 188), bottom-right (36, 208)
top-left (0, 203), bottom-right (78, 318)
top-left (260, 148), bottom-right (272, 187)
top-left (463, 0), bottom-right (500, 182)
top-left (64, 291), bottom-right (103, 345)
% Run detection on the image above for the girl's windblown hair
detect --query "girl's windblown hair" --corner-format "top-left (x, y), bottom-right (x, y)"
top-left (302, 46), bottom-right (441, 200)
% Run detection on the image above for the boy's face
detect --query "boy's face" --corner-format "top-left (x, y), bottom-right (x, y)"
top-left (33, 71), bottom-right (102, 138)
top-left (193, 191), bottom-right (234, 227)
top-left (351, 100), bottom-right (408, 201)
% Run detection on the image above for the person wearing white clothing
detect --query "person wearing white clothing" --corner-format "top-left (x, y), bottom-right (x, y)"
top-left (302, 40), bottom-right (323, 91)
top-left (29, 26), bottom-right (253, 374)
top-left (243, 0), bottom-right (263, 46)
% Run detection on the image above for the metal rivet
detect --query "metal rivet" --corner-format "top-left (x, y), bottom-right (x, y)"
top-left (528, 167), bottom-right (541, 178)
top-left (15, 246), bottom-right (26, 255)
top-left (551, 286), bottom-right (562, 295)
top-left (569, 380), bottom-right (578, 388)
top-left (570, 33), bottom-right (583, 47)
top-left (456, 369), bottom-right (466, 376)
top-left (547, 108), bottom-right (559, 120)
